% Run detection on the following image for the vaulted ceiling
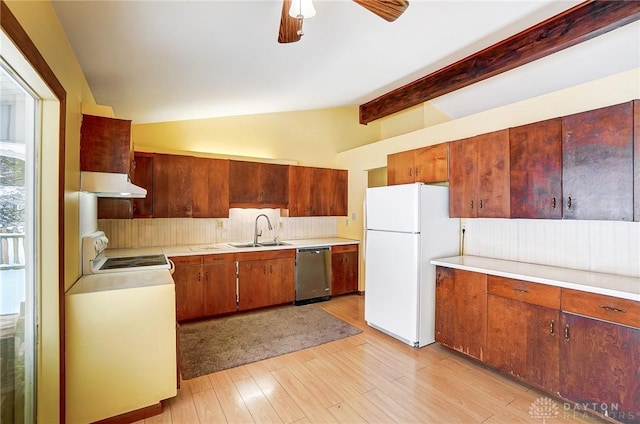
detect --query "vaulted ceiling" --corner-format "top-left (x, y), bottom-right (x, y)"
top-left (51, 0), bottom-right (640, 125)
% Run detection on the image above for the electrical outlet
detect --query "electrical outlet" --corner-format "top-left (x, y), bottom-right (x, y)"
top-left (216, 220), bottom-right (224, 229)
top-left (351, 212), bottom-right (357, 220)
top-left (278, 221), bottom-right (283, 229)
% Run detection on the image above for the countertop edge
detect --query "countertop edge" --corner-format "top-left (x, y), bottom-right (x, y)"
top-left (431, 255), bottom-right (640, 302)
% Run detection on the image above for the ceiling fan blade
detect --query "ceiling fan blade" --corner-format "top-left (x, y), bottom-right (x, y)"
top-left (353, 0), bottom-right (409, 22)
top-left (278, 0), bottom-right (302, 43)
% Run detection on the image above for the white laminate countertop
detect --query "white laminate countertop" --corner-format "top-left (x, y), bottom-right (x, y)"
top-left (106, 237), bottom-right (360, 258)
top-left (430, 255), bottom-right (640, 302)
top-left (67, 269), bottom-right (175, 295)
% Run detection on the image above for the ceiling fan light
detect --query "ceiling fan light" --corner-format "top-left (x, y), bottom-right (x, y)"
top-left (289, 0), bottom-right (316, 19)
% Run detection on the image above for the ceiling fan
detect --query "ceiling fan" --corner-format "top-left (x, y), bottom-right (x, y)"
top-left (278, 0), bottom-right (410, 43)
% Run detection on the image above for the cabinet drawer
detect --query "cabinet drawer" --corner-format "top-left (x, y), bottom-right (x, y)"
top-left (488, 276), bottom-right (560, 309)
top-left (203, 253), bottom-right (235, 264)
top-left (331, 244), bottom-right (358, 254)
top-left (169, 255), bottom-right (202, 266)
top-left (562, 289), bottom-right (640, 328)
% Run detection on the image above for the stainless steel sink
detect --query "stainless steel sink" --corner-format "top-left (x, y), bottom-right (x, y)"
top-left (228, 241), bottom-right (291, 248)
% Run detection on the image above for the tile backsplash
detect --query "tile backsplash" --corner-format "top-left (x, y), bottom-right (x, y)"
top-left (99, 208), bottom-right (338, 249)
top-left (463, 218), bottom-right (640, 278)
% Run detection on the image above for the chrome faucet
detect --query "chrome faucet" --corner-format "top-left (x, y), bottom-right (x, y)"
top-left (253, 214), bottom-right (273, 245)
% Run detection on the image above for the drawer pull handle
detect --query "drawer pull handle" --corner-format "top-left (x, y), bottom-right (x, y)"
top-left (564, 324), bottom-right (570, 341)
top-left (552, 197), bottom-right (557, 209)
top-left (599, 305), bottom-right (626, 314)
top-left (549, 320), bottom-right (555, 336)
top-left (513, 288), bottom-right (529, 294)
top-left (567, 196), bottom-right (572, 209)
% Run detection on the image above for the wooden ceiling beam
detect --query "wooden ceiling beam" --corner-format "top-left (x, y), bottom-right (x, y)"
top-left (359, 0), bottom-right (640, 125)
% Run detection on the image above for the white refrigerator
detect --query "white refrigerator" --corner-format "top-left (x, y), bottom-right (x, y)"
top-left (364, 183), bottom-right (459, 347)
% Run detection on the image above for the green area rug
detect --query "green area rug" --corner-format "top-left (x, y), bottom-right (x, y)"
top-left (179, 304), bottom-right (361, 379)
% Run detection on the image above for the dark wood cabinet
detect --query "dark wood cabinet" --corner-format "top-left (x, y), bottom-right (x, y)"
top-left (153, 154), bottom-right (194, 218)
top-left (80, 114), bottom-right (132, 174)
top-left (634, 100), bottom-right (640, 222)
top-left (97, 198), bottom-right (132, 219)
top-left (202, 254), bottom-right (237, 316)
top-left (509, 118), bottom-right (562, 219)
top-left (434, 267), bottom-right (487, 361)
top-left (192, 157), bottom-right (230, 218)
top-left (132, 152), bottom-right (154, 218)
top-left (288, 166), bottom-right (348, 216)
top-left (486, 276), bottom-right (561, 393)
top-left (387, 143), bottom-right (448, 185)
top-left (330, 244), bottom-right (358, 296)
top-left (449, 130), bottom-right (510, 218)
top-left (237, 250), bottom-right (295, 311)
top-left (560, 312), bottom-right (640, 423)
top-left (229, 161), bottom-right (288, 208)
top-left (172, 255), bottom-right (204, 322)
top-left (562, 102), bottom-right (634, 221)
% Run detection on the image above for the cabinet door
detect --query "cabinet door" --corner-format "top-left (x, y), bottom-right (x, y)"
top-left (192, 158), bottom-right (229, 218)
top-left (477, 129), bottom-right (510, 218)
top-left (132, 153), bottom-right (154, 218)
top-left (203, 255), bottom-right (237, 316)
top-left (237, 259), bottom-right (272, 311)
top-left (435, 266), bottom-right (455, 347)
top-left (314, 168), bottom-right (347, 216)
top-left (97, 198), bottom-right (132, 219)
top-left (449, 136), bottom-right (478, 218)
top-left (525, 304), bottom-right (560, 393)
top-left (259, 163), bottom-right (289, 207)
top-left (452, 269), bottom-right (487, 360)
top-left (267, 257), bottom-right (295, 305)
top-left (634, 100), bottom-right (639, 222)
top-left (80, 114), bottom-right (132, 174)
top-left (562, 102), bottom-right (634, 221)
top-left (414, 143), bottom-right (448, 183)
top-left (153, 154), bottom-right (194, 218)
top-left (331, 245), bottom-right (358, 296)
top-left (561, 313), bottom-right (640, 422)
top-left (172, 256), bottom-right (203, 322)
top-left (510, 118), bottom-right (562, 219)
top-left (387, 150), bottom-right (415, 185)
top-left (288, 166), bottom-right (313, 216)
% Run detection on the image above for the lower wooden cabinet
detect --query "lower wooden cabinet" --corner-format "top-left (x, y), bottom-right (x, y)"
top-left (172, 255), bottom-right (204, 322)
top-left (435, 267), bottom-right (487, 361)
top-left (202, 254), bottom-right (237, 316)
top-left (330, 244), bottom-right (358, 296)
top-left (237, 250), bottom-right (295, 311)
top-left (435, 266), bottom-right (640, 423)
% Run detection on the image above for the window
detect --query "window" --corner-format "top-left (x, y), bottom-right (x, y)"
top-left (1, 55), bottom-right (38, 423)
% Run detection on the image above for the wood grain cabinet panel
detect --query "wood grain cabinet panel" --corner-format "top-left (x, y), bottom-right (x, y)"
top-left (509, 118), bottom-right (562, 219)
top-left (132, 152), bottom-right (154, 218)
top-left (331, 244), bottom-right (358, 296)
top-left (202, 254), bottom-right (237, 316)
top-left (449, 130), bottom-right (510, 218)
top-left (434, 267), bottom-right (487, 361)
top-left (153, 154), bottom-right (194, 218)
top-left (80, 114), bottom-right (132, 174)
top-left (97, 198), bottom-right (132, 219)
top-left (288, 166), bottom-right (347, 216)
top-left (387, 143), bottom-right (448, 186)
top-left (560, 313), bottom-right (640, 423)
top-left (192, 157), bottom-right (230, 218)
top-left (562, 101), bottom-right (634, 221)
top-left (230, 161), bottom-right (288, 208)
top-left (171, 256), bottom-right (204, 322)
top-left (237, 250), bottom-right (295, 311)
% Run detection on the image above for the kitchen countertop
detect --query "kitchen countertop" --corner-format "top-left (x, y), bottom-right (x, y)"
top-left (68, 269), bottom-right (175, 295)
top-left (431, 255), bottom-right (640, 302)
top-left (105, 237), bottom-right (360, 258)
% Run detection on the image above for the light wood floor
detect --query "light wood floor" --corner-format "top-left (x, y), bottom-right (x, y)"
top-left (137, 294), bottom-right (604, 424)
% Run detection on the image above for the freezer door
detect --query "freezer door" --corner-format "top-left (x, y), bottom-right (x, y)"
top-left (364, 230), bottom-right (420, 346)
top-left (366, 183), bottom-right (421, 233)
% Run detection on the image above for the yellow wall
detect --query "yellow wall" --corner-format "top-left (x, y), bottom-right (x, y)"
top-left (133, 106), bottom-right (381, 168)
top-left (3, 0), bottom-right (96, 421)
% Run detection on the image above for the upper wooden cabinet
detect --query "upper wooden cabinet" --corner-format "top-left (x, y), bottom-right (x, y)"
top-left (449, 130), bottom-right (510, 218)
top-left (192, 157), bottom-right (230, 218)
top-left (562, 102), bottom-right (634, 221)
top-left (634, 100), bottom-right (639, 222)
top-left (387, 143), bottom-right (448, 185)
top-left (229, 161), bottom-right (288, 208)
top-left (288, 166), bottom-right (348, 217)
top-left (509, 118), bottom-right (562, 219)
top-left (132, 152), bottom-right (154, 218)
top-left (80, 114), bottom-right (132, 174)
top-left (153, 154), bottom-right (194, 218)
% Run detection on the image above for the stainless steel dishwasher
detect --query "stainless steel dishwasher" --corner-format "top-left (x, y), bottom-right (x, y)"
top-left (295, 247), bottom-right (331, 305)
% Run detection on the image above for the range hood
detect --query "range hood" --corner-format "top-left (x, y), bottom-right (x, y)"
top-left (80, 171), bottom-right (147, 198)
